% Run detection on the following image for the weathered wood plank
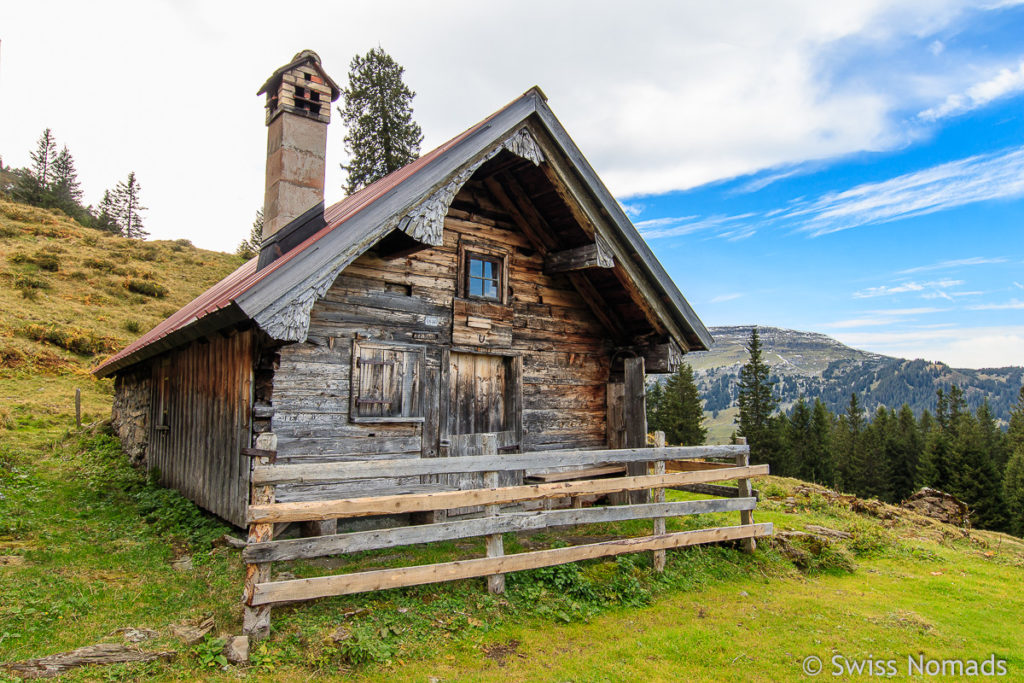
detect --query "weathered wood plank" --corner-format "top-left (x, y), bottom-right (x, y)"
top-left (248, 465), bottom-right (769, 523)
top-left (543, 241), bottom-right (614, 273)
top-left (736, 437), bottom-right (756, 553)
top-left (651, 431), bottom-right (667, 572)
top-left (243, 498), bottom-right (757, 562)
top-left (671, 482), bottom-right (761, 499)
top-left (252, 445), bottom-right (750, 484)
top-left (250, 523), bottom-right (774, 604)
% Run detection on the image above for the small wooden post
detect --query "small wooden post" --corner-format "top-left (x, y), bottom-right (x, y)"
top-left (74, 388), bottom-right (81, 429)
top-left (482, 433), bottom-right (505, 595)
top-left (243, 433), bottom-right (277, 638)
top-left (623, 356), bottom-right (649, 504)
top-left (735, 437), bottom-right (755, 553)
top-left (652, 431), bottom-right (667, 572)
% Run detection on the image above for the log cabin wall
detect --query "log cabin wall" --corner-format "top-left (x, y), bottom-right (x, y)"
top-left (269, 179), bottom-right (612, 503)
top-left (145, 329), bottom-right (254, 527)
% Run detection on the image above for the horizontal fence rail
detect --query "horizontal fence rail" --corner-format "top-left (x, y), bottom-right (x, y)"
top-left (251, 445), bottom-right (750, 485)
top-left (250, 523), bottom-right (772, 606)
top-left (247, 465), bottom-right (769, 523)
top-left (240, 435), bottom-right (770, 638)
top-left (243, 497), bottom-right (759, 563)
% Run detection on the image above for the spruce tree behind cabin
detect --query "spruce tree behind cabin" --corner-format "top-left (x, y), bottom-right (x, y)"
top-left (736, 327), bottom-right (778, 465)
top-left (650, 363), bottom-right (706, 446)
top-left (111, 172), bottom-right (147, 239)
top-left (237, 208), bottom-right (265, 259)
top-left (13, 128), bottom-right (58, 206)
top-left (339, 47), bottom-right (423, 194)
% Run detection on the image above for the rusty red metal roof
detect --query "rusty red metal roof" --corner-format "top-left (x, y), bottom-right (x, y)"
top-left (93, 94), bottom-right (518, 377)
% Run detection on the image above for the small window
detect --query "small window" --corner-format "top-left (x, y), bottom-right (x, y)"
top-left (351, 341), bottom-right (425, 423)
top-left (467, 255), bottom-right (501, 300)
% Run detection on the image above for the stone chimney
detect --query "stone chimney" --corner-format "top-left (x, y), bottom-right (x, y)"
top-left (257, 50), bottom-right (340, 241)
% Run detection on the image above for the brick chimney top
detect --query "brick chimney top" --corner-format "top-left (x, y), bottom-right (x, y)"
top-left (259, 50), bottom-right (340, 248)
top-left (257, 50), bottom-right (341, 125)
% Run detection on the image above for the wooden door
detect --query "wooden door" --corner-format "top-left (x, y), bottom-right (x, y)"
top-left (446, 352), bottom-right (521, 514)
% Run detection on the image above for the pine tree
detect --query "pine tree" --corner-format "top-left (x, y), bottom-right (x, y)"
top-left (339, 47), bottom-right (423, 194)
top-left (93, 190), bottom-right (122, 234)
top-left (29, 128), bottom-right (58, 188)
top-left (787, 397), bottom-right (813, 480)
top-left (1007, 386), bottom-right (1024, 455)
top-left (1004, 448), bottom-right (1024, 537)
top-left (656, 363), bottom-right (707, 446)
top-left (810, 399), bottom-right (835, 485)
top-left (50, 146), bottom-right (84, 217)
top-left (890, 404), bottom-right (922, 502)
top-left (736, 327), bottom-right (779, 467)
top-left (13, 128), bottom-right (58, 206)
top-left (833, 393), bottom-right (865, 494)
top-left (646, 380), bottom-right (665, 433)
top-left (112, 172), bottom-right (147, 239)
top-left (237, 208), bottom-right (265, 259)
top-left (953, 413), bottom-right (1007, 531)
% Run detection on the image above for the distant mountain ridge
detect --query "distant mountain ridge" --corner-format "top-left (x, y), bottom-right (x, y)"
top-left (685, 326), bottom-right (1023, 435)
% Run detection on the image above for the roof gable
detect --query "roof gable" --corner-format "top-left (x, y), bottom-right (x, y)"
top-left (94, 88), bottom-right (711, 377)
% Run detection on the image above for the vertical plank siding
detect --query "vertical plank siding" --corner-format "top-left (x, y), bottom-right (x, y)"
top-left (145, 330), bottom-right (253, 527)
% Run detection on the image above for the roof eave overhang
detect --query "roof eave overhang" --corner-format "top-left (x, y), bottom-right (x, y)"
top-left (92, 303), bottom-right (249, 378)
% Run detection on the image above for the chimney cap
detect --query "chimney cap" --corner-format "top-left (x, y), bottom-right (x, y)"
top-left (257, 49), bottom-right (341, 100)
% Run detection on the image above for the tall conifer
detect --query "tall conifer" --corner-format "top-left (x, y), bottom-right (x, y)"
top-left (339, 47), bottom-right (423, 194)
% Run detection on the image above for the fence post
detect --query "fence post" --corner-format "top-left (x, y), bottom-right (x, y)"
top-left (652, 430), bottom-right (667, 572)
top-left (481, 433), bottom-right (505, 594)
top-left (74, 388), bottom-right (81, 429)
top-left (735, 436), bottom-right (755, 553)
top-left (243, 433), bottom-right (277, 638)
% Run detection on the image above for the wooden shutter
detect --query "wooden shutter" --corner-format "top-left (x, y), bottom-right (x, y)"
top-left (351, 341), bottom-right (424, 423)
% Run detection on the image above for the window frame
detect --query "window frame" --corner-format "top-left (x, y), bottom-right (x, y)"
top-left (457, 240), bottom-right (509, 305)
top-left (349, 339), bottom-right (427, 424)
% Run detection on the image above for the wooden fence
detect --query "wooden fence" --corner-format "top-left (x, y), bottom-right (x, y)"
top-left (240, 434), bottom-right (771, 637)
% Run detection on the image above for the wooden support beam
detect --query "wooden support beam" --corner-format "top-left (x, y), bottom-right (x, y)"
top-left (543, 239), bottom-right (614, 274)
top-left (481, 174), bottom-right (556, 253)
top-left (247, 465), bottom-right (769, 524)
top-left (252, 445), bottom-right (751, 485)
top-left (736, 437), bottom-right (756, 553)
top-left (244, 498), bottom-right (757, 563)
top-left (624, 357), bottom-right (649, 505)
top-left (250, 523), bottom-right (774, 605)
top-left (482, 435), bottom-right (505, 595)
top-left (652, 431), bottom-right (667, 573)
top-left (242, 434), bottom-right (276, 639)
top-left (566, 272), bottom-right (628, 342)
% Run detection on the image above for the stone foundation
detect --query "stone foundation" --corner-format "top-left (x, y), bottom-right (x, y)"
top-left (111, 369), bottom-right (150, 468)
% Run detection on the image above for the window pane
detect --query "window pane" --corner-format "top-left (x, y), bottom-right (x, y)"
top-left (482, 260), bottom-right (495, 279)
top-left (469, 276), bottom-right (482, 296)
top-left (470, 258), bottom-right (483, 277)
top-left (483, 279), bottom-right (498, 299)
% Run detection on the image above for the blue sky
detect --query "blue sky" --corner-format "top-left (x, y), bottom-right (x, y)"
top-left (619, 3), bottom-right (1024, 368)
top-left (0, 1), bottom-right (1022, 368)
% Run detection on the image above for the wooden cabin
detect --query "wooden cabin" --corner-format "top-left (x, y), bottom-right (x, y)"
top-left (93, 50), bottom-right (713, 530)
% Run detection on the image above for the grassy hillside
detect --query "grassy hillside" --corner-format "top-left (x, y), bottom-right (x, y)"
top-left (1, 201), bottom-right (1022, 680)
top-left (0, 199), bottom-right (244, 440)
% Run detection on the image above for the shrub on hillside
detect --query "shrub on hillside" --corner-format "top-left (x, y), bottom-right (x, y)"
top-left (21, 323), bottom-right (113, 356)
top-left (123, 319), bottom-right (142, 333)
top-left (31, 251), bottom-right (60, 272)
top-left (124, 278), bottom-right (167, 298)
top-left (83, 257), bottom-right (116, 273)
top-left (0, 224), bottom-right (19, 238)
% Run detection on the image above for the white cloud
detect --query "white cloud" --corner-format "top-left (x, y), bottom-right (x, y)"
top-left (620, 201), bottom-right (645, 218)
top-left (711, 293), bottom-right (744, 303)
top-left (853, 279), bottom-right (963, 298)
top-left (833, 325), bottom-right (1024, 368)
top-left (919, 59), bottom-right (1024, 121)
top-left (823, 317), bottom-right (906, 328)
top-left (969, 299), bottom-right (1024, 310)
top-left (636, 213), bottom-right (756, 239)
top-left (1014, 281), bottom-right (1024, 290)
top-left (897, 256), bottom-right (1007, 274)
top-left (790, 147), bottom-right (1024, 236)
top-left (1, 1), bottom-right (1017, 250)
top-left (866, 307), bottom-right (945, 315)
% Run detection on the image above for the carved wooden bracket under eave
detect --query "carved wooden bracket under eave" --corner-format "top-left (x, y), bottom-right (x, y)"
top-left (395, 127), bottom-right (545, 247)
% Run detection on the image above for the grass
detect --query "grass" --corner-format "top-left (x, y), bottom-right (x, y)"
top-left (1, 198), bottom-right (1023, 680)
